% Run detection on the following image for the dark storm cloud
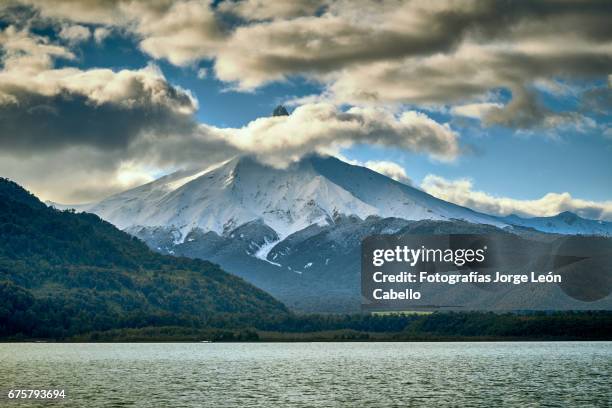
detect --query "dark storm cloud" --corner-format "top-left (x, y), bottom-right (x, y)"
top-left (483, 87), bottom-right (591, 130)
top-left (214, 0), bottom-right (612, 88)
top-left (0, 88), bottom-right (197, 153)
top-left (4, 0), bottom-right (611, 129)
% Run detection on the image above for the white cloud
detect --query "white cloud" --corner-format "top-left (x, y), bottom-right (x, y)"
top-left (135, 0), bottom-right (225, 66)
top-left (2, 1), bottom-right (610, 201)
top-left (364, 160), bottom-right (411, 184)
top-left (0, 26), bottom-right (197, 117)
top-left (93, 27), bottom-right (111, 44)
top-left (421, 175), bottom-right (612, 221)
top-left (58, 24), bottom-right (91, 44)
top-left (0, 148), bottom-right (161, 204)
top-left (17, 0), bottom-right (126, 25)
top-left (205, 103), bottom-right (460, 166)
top-left (197, 67), bottom-right (208, 79)
top-left (0, 25), bottom-right (74, 74)
top-left (451, 102), bottom-right (503, 119)
top-left (17, 0), bottom-right (226, 65)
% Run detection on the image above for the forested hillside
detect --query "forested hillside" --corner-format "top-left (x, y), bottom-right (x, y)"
top-left (0, 178), bottom-right (288, 339)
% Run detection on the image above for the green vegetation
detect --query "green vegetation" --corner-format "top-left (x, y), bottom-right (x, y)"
top-left (0, 178), bottom-right (287, 339)
top-left (27, 311), bottom-right (612, 342)
top-left (256, 311), bottom-right (612, 341)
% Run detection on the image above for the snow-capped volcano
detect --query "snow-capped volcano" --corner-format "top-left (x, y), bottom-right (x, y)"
top-left (49, 154), bottom-right (610, 313)
top-left (76, 155), bottom-right (505, 241)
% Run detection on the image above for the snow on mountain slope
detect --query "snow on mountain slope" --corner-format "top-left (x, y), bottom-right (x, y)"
top-left (309, 155), bottom-right (503, 227)
top-left (501, 212), bottom-right (612, 236)
top-left (71, 154), bottom-right (506, 241)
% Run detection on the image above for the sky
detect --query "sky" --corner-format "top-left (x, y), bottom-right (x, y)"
top-left (0, 0), bottom-right (611, 220)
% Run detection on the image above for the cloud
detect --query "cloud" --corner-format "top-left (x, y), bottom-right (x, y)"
top-left (0, 26), bottom-right (208, 202)
top-left (213, 1), bottom-right (612, 97)
top-left (214, 1), bottom-right (611, 129)
top-left (16, 0), bottom-right (227, 65)
top-left (0, 26), bottom-right (459, 201)
top-left (205, 103), bottom-right (460, 165)
top-left (93, 27), bottom-right (110, 44)
top-left (197, 67), bottom-right (208, 79)
top-left (0, 27), bottom-right (198, 153)
top-left (482, 87), bottom-right (596, 130)
top-left (0, 148), bottom-right (157, 204)
top-left (364, 160), bottom-right (411, 184)
top-left (0, 64), bottom-right (198, 152)
top-left (451, 102), bottom-right (503, 120)
top-left (421, 175), bottom-right (612, 221)
top-left (2, 1), bottom-right (610, 202)
top-left (334, 155), bottom-right (413, 184)
top-left (0, 100), bottom-right (456, 201)
top-left (15, 0), bottom-right (126, 25)
top-left (0, 25), bottom-right (74, 73)
top-left (58, 24), bottom-right (90, 44)
top-left (581, 85), bottom-right (612, 115)
top-left (9, 0), bottom-right (612, 130)
top-left (326, 40), bottom-right (610, 128)
top-left (136, 0), bottom-right (225, 65)
top-left (219, 0), bottom-right (328, 21)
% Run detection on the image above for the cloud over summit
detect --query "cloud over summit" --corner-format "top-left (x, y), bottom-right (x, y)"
top-left (207, 104), bottom-right (459, 166)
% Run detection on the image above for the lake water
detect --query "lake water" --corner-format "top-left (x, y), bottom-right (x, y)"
top-left (1, 342), bottom-right (610, 407)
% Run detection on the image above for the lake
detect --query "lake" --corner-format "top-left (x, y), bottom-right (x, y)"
top-left (1, 342), bottom-right (610, 407)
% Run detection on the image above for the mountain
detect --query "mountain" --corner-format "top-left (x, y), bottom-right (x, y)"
top-left (0, 178), bottom-right (287, 339)
top-left (60, 155), bottom-right (612, 240)
top-left (128, 215), bottom-right (612, 313)
top-left (272, 105), bottom-right (289, 116)
top-left (501, 212), bottom-right (612, 237)
top-left (72, 155), bottom-right (507, 241)
top-left (125, 215), bottom-right (505, 312)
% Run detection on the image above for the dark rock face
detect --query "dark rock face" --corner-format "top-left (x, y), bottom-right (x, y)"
top-left (128, 218), bottom-right (505, 312)
top-left (272, 105), bottom-right (289, 116)
top-left (131, 216), bottom-right (612, 313)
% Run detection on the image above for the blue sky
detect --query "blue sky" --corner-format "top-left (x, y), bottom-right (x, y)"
top-left (0, 1), bottom-right (610, 219)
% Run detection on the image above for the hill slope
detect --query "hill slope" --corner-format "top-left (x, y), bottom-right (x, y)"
top-left (0, 178), bottom-right (287, 339)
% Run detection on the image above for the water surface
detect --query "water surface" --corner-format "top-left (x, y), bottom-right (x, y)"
top-left (1, 342), bottom-right (610, 407)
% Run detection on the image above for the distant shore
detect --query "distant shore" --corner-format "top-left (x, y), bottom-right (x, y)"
top-left (4, 311), bottom-right (611, 342)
